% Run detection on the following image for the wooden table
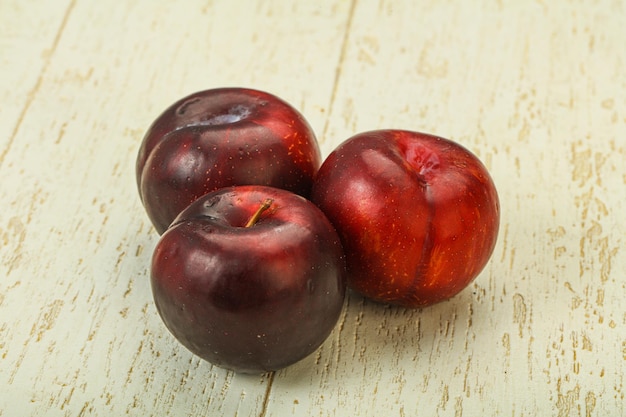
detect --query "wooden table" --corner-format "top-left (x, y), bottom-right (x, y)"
top-left (2, 1), bottom-right (625, 415)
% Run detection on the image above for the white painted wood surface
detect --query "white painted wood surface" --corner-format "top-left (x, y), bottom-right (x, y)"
top-left (1, 0), bottom-right (625, 415)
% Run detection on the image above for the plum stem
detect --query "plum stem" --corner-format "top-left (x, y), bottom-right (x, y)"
top-left (245, 198), bottom-right (274, 227)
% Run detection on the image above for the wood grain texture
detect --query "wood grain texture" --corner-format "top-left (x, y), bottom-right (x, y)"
top-left (1, 0), bottom-right (624, 416)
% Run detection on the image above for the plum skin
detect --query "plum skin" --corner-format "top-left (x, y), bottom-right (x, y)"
top-left (150, 186), bottom-right (346, 373)
top-left (136, 87), bottom-right (322, 234)
top-left (311, 130), bottom-right (500, 308)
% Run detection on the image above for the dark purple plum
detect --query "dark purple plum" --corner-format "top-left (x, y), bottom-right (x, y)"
top-left (150, 185), bottom-right (346, 373)
top-left (137, 88), bottom-right (321, 234)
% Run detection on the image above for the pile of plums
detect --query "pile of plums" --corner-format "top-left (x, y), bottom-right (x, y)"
top-left (135, 87), bottom-right (500, 373)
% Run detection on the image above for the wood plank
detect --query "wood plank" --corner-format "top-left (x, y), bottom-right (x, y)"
top-left (0, 0), bottom-right (75, 162)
